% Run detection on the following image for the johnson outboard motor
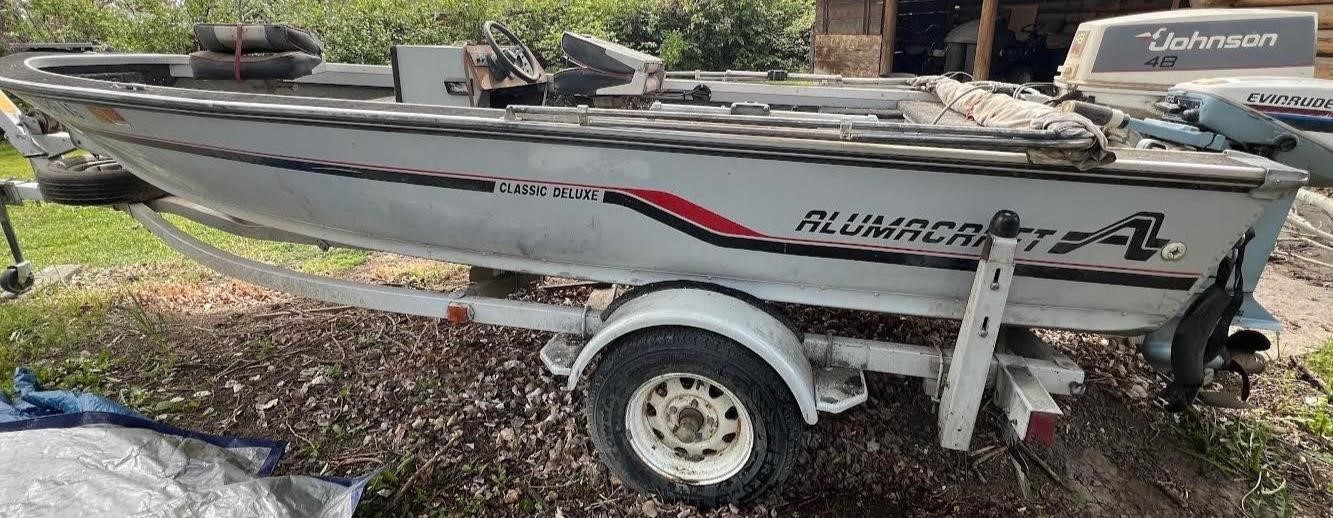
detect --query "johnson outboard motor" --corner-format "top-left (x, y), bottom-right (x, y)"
top-left (1054, 9), bottom-right (1317, 117)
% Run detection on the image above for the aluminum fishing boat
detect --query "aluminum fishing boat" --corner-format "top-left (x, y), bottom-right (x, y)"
top-left (0, 23), bottom-right (1304, 335)
top-left (0, 19), bottom-right (1312, 506)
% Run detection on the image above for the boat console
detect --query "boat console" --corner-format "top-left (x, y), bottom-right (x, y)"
top-left (391, 21), bottom-right (549, 108)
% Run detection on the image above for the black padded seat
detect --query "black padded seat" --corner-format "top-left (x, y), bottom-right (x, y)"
top-left (189, 24), bottom-right (324, 80)
top-left (552, 68), bottom-right (634, 96)
top-left (193, 24), bottom-right (323, 55)
top-left (560, 32), bottom-right (635, 75)
top-left (189, 51), bottom-right (324, 80)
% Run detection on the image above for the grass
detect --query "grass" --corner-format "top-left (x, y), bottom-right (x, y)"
top-left (1178, 409), bottom-right (1295, 517)
top-left (1176, 338), bottom-right (1333, 517)
top-left (1305, 337), bottom-right (1333, 394)
top-left (0, 287), bottom-right (114, 395)
top-left (0, 143), bottom-right (369, 272)
top-left (0, 143), bottom-right (369, 395)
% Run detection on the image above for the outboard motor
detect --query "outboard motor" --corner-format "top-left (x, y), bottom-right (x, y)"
top-left (1161, 77), bottom-right (1333, 187)
top-left (1055, 9), bottom-right (1317, 117)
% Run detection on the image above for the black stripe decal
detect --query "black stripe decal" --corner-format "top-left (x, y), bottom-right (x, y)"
top-left (97, 130), bottom-right (494, 192)
top-left (94, 129), bottom-right (1198, 290)
top-left (1268, 113), bottom-right (1333, 133)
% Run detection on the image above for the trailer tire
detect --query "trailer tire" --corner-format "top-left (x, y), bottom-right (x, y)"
top-left (587, 327), bottom-right (802, 507)
top-left (36, 156), bottom-right (165, 206)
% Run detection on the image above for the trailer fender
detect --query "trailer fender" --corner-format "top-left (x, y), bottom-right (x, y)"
top-left (565, 288), bottom-right (818, 424)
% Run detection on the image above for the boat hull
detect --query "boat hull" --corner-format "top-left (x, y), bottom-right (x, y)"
top-left (0, 45), bottom-right (1290, 334)
top-left (14, 97), bottom-right (1281, 333)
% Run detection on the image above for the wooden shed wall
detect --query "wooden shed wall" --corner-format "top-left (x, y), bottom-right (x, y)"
top-left (1196, 0), bottom-right (1333, 79)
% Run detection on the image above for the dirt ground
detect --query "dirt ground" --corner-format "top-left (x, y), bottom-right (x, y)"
top-left (12, 245), bottom-right (1318, 518)
top-left (5, 193), bottom-right (1332, 517)
top-left (1255, 188), bottom-right (1333, 356)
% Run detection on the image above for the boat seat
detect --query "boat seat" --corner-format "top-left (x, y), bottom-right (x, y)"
top-left (553, 32), bottom-right (663, 97)
top-left (561, 33), bottom-right (637, 76)
top-left (189, 24), bottom-right (325, 80)
top-left (553, 68), bottom-right (636, 97)
top-left (193, 24), bottom-right (324, 55)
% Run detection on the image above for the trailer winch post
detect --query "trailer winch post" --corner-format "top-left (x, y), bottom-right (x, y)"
top-left (937, 210), bottom-right (1020, 450)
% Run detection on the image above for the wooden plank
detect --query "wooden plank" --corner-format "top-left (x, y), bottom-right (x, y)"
top-left (0, 265), bottom-right (80, 301)
top-left (880, 0), bottom-right (898, 74)
top-left (1269, 4), bottom-right (1333, 29)
top-left (1318, 56), bottom-right (1333, 78)
top-left (814, 34), bottom-right (883, 77)
top-left (826, 0), bottom-right (868, 35)
top-left (869, 0), bottom-right (884, 35)
top-left (815, 0), bottom-right (828, 34)
top-left (1234, 0), bottom-right (1331, 7)
top-left (1322, 29), bottom-right (1333, 55)
top-left (973, 0), bottom-right (1000, 81)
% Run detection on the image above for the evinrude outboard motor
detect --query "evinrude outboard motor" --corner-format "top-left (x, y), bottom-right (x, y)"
top-left (1161, 77), bottom-right (1333, 187)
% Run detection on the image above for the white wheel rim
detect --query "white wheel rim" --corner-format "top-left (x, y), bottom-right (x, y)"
top-left (625, 373), bottom-right (754, 485)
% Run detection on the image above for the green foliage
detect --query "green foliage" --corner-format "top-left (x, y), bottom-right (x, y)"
top-left (1, 0), bottom-right (814, 70)
top-left (0, 287), bottom-right (113, 395)
top-left (1177, 410), bottom-right (1293, 517)
top-left (1306, 337), bottom-right (1333, 394)
top-left (1, 0), bottom-right (117, 53)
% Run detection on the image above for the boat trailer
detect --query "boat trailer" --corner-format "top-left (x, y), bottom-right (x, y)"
top-left (0, 178), bottom-right (1083, 448)
top-left (0, 83), bottom-right (1085, 456)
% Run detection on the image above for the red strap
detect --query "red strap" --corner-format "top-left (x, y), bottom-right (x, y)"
top-left (233, 23), bottom-right (244, 82)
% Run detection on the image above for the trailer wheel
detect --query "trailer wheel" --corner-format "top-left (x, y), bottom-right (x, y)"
top-left (0, 265), bottom-right (33, 294)
top-left (587, 327), bottom-right (802, 506)
top-left (36, 156), bottom-right (165, 206)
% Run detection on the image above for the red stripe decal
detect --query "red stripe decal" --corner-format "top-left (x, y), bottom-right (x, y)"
top-left (623, 188), bottom-right (763, 237)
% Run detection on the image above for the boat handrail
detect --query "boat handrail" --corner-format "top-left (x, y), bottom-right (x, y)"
top-left (504, 105), bottom-right (1096, 150)
top-left (663, 69), bottom-right (915, 87)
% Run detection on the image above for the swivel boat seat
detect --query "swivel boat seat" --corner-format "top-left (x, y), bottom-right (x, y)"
top-left (552, 32), bottom-right (664, 102)
top-left (188, 24), bottom-right (325, 81)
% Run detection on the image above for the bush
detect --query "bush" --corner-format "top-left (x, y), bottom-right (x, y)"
top-left (0, 0), bottom-right (814, 71)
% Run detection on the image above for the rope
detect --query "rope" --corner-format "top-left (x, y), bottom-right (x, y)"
top-left (930, 83), bottom-right (998, 125)
top-left (232, 0), bottom-right (244, 82)
top-left (233, 23), bottom-right (244, 82)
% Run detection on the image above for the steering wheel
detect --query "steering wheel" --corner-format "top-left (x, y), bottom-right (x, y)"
top-left (482, 21), bottom-right (542, 83)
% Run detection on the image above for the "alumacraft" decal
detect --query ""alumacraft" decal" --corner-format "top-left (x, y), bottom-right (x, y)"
top-left (795, 210), bottom-right (1171, 261)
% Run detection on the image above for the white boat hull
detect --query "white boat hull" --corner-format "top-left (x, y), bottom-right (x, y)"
top-left (0, 53), bottom-right (1303, 333)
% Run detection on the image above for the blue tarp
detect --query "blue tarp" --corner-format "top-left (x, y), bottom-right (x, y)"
top-left (0, 367), bottom-right (142, 423)
top-left (0, 368), bottom-right (376, 517)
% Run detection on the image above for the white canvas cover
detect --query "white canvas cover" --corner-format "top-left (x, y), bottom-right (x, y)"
top-left (910, 76), bottom-right (1114, 168)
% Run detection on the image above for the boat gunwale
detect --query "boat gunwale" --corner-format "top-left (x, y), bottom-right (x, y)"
top-left (0, 53), bottom-right (1272, 191)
